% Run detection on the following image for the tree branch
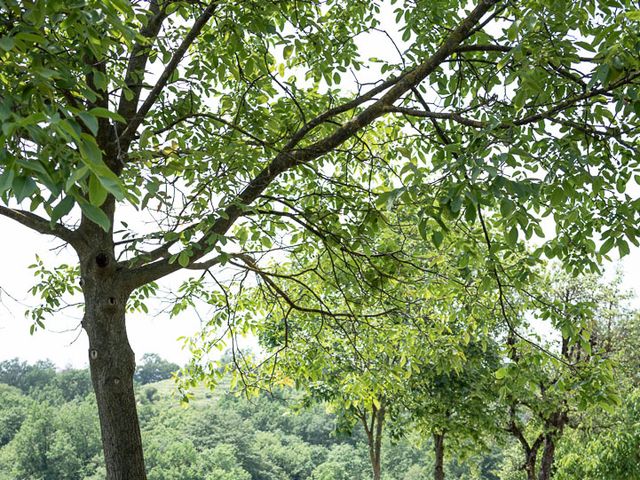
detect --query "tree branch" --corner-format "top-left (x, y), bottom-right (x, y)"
top-left (454, 43), bottom-right (512, 53)
top-left (117, 1), bottom-right (218, 153)
top-left (123, 0), bottom-right (502, 288)
top-left (117, 0), bottom-right (169, 123)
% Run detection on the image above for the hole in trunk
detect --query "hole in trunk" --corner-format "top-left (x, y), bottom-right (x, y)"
top-left (90, 349), bottom-right (98, 360)
top-left (95, 253), bottom-right (109, 268)
top-left (108, 297), bottom-right (116, 305)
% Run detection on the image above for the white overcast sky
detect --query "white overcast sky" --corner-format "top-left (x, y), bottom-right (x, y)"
top-left (0, 217), bottom-right (204, 367)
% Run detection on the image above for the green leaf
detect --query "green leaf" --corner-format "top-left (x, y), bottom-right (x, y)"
top-left (617, 238), bottom-right (630, 257)
top-left (432, 230), bottom-right (444, 248)
top-left (236, 227), bottom-right (248, 244)
top-left (88, 107), bottom-right (125, 123)
top-left (626, 10), bottom-right (640, 21)
top-left (178, 251), bottom-right (190, 267)
top-left (283, 45), bottom-right (294, 59)
top-left (500, 198), bottom-right (516, 217)
top-left (92, 70), bottom-right (108, 92)
top-left (77, 134), bottom-right (125, 200)
top-left (79, 112), bottom-right (99, 136)
top-left (418, 218), bottom-right (428, 240)
top-left (50, 196), bottom-right (75, 223)
top-left (12, 176), bottom-right (38, 202)
top-left (506, 226), bottom-right (518, 247)
top-left (0, 36), bottom-right (14, 51)
top-left (77, 198), bottom-right (110, 232)
top-left (495, 367), bottom-right (509, 379)
top-left (0, 169), bottom-right (15, 194)
top-left (89, 174), bottom-right (108, 206)
top-left (78, 134), bottom-right (103, 166)
top-left (15, 32), bottom-right (46, 44)
top-left (599, 237), bottom-right (615, 256)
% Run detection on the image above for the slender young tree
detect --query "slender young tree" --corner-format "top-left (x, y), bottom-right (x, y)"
top-left (1, 0), bottom-right (639, 477)
top-left (194, 219), bottom-right (504, 480)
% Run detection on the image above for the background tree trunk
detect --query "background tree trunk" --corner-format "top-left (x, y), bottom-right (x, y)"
top-left (434, 432), bottom-right (445, 480)
top-left (371, 404), bottom-right (384, 480)
top-left (81, 248), bottom-right (146, 480)
top-left (525, 453), bottom-right (537, 480)
top-left (362, 401), bottom-right (385, 480)
top-left (538, 435), bottom-right (556, 480)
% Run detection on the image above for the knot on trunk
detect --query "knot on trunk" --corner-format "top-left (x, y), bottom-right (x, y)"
top-left (96, 252), bottom-right (110, 268)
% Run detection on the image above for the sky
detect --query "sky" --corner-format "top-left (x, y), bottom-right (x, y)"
top-left (0, 217), bottom-right (204, 368)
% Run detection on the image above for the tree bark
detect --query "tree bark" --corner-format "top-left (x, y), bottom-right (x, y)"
top-left (362, 401), bottom-right (385, 480)
top-left (434, 432), bottom-right (445, 480)
top-left (525, 451), bottom-right (537, 480)
top-left (371, 404), bottom-right (384, 480)
top-left (538, 435), bottom-right (556, 480)
top-left (81, 246), bottom-right (146, 480)
top-left (371, 450), bottom-right (381, 480)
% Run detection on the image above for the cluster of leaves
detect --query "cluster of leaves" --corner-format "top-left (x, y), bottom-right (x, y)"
top-left (178, 216), bottom-right (638, 479)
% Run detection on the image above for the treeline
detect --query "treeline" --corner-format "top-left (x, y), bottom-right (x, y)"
top-left (0, 355), bottom-right (495, 480)
top-left (0, 347), bottom-right (638, 480)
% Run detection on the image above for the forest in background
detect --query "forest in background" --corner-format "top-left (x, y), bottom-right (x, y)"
top-left (0, 338), bottom-right (638, 480)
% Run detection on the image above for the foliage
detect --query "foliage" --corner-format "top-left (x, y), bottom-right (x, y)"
top-left (494, 272), bottom-right (637, 479)
top-left (1, 349), bottom-right (638, 479)
top-left (1, 0), bottom-right (640, 474)
top-left (134, 353), bottom-right (180, 385)
top-left (0, 358), bottom-right (92, 401)
top-left (0, 358), bottom-right (56, 393)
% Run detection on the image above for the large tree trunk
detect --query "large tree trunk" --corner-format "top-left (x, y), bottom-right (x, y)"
top-left (434, 432), bottom-right (445, 480)
top-left (81, 247), bottom-right (146, 479)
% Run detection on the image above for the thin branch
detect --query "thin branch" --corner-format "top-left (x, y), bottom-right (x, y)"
top-left (384, 105), bottom-right (485, 127)
top-left (117, 1), bottom-right (218, 152)
top-left (117, 0), bottom-right (169, 123)
top-left (152, 112), bottom-right (273, 149)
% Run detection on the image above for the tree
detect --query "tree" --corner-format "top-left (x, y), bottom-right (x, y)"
top-left (0, 384), bottom-right (29, 448)
top-left (554, 301), bottom-right (640, 480)
top-left (495, 272), bottom-right (629, 480)
top-left (55, 367), bottom-right (93, 401)
top-left (134, 353), bottom-right (180, 385)
top-left (405, 340), bottom-right (501, 480)
top-left (203, 218), bottom-right (504, 480)
top-left (0, 358), bottom-right (56, 393)
top-left (0, 400), bottom-right (102, 480)
top-left (1, 0), bottom-right (639, 477)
